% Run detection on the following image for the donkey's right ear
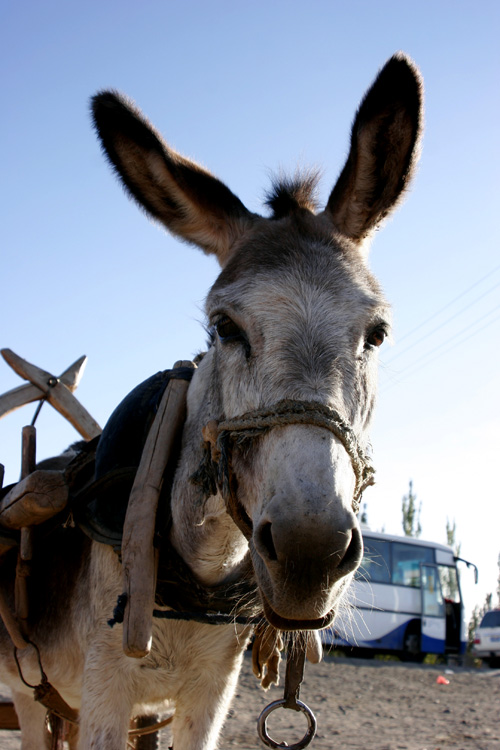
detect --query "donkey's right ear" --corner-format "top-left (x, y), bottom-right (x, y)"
top-left (91, 92), bottom-right (255, 266)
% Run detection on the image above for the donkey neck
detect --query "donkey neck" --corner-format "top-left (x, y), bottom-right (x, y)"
top-left (169, 351), bottom-right (249, 586)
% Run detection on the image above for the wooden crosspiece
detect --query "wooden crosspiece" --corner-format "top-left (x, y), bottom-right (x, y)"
top-left (0, 349), bottom-right (101, 440)
top-left (0, 350), bottom-right (102, 652)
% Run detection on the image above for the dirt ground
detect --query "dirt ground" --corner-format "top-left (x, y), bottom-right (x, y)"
top-left (1, 652), bottom-right (499, 749)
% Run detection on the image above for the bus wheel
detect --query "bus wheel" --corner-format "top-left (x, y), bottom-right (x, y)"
top-left (402, 626), bottom-right (422, 662)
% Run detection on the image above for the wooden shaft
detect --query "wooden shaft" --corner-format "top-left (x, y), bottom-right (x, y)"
top-left (21, 426), bottom-right (37, 479)
top-left (0, 702), bottom-right (20, 731)
top-left (121, 361), bottom-right (194, 658)
top-left (16, 426), bottom-right (37, 628)
top-left (20, 426), bottom-right (37, 562)
top-left (0, 587), bottom-right (29, 649)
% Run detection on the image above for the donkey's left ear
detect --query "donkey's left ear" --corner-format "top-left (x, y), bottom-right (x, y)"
top-left (324, 53), bottom-right (423, 245)
top-left (91, 92), bottom-right (255, 266)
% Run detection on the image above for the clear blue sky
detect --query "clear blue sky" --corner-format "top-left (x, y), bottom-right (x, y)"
top-left (1, 0), bottom-right (499, 617)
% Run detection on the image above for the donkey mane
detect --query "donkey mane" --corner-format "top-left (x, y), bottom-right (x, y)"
top-left (265, 169), bottom-right (321, 218)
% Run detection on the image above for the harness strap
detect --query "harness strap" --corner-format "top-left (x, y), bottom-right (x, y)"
top-left (14, 643), bottom-right (79, 724)
top-left (13, 642), bottom-right (174, 738)
top-left (258, 636), bottom-right (317, 750)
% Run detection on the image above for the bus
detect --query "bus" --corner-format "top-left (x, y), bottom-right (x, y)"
top-left (323, 529), bottom-right (477, 659)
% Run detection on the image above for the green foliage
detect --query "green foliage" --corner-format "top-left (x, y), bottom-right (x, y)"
top-left (401, 480), bottom-right (422, 538)
top-left (423, 653), bottom-right (446, 665)
top-left (497, 551), bottom-right (500, 607)
top-left (442, 518), bottom-right (461, 601)
top-left (467, 591), bottom-right (494, 650)
top-left (446, 517), bottom-right (461, 557)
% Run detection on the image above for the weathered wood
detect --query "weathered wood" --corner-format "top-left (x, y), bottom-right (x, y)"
top-left (1, 349), bottom-right (101, 440)
top-left (20, 427), bottom-right (37, 560)
top-left (121, 361), bottom-right (195, 658)
top-left (0, 701), bottom-right (20, 730)
top-left (0, 532), bottom-right (17, 556)
top-left (0, 355), bottom-right (88, 421)
top-left (0, 384), bottom-right (44, 419)
top-left (15, 426), bottom-right (37, 625)
top-left (0, 586), bottom-right (29, 649)
top-left (21, 426), bottom-right (36, 480)
top-left (1, 467), bottom-right (11, 560)
top-left (0, 470), bottom-right (69, 529)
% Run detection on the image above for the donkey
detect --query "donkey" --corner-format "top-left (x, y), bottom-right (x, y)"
top-left (0, 53), bottom-right (422, 749)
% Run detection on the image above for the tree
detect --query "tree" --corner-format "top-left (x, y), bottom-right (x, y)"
top-left (468, 604), bottom-right (482, 648)
top-left (497, 552), bottom-right (500, 608)
top-left (446, 517), bottom-right (461, 557)
top-left (442, 518), bottom-right (461, 601)
top-left (360, 503), bottom-right (368, 526)
top-left (401, 480), bottom-right (421, 538)
top-left (467, 591), bottom-right (493, 652)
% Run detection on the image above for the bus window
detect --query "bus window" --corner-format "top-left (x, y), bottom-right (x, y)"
top-left (356, 539), bottom-right (391, 583)
top-left (392, 543), bottom-right (433, 587)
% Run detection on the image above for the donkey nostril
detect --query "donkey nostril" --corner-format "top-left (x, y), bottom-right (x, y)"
top-left (337, 527), bottom-right (363, 575)
top-left (257, 521), bottom-right (278, 562)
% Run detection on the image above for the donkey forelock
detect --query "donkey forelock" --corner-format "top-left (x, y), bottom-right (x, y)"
top-left (265, 170), bottom-right (321, 218)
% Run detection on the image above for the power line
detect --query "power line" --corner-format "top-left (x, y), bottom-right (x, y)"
top-left (391, 262), bottom-right (500, 348)
top-left (381, 305), bottom-right (500, 389)
top-left (383, 278), bottom-right (500, 365)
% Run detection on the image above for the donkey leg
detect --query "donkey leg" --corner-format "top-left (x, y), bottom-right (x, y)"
top-left (77, 653), bottom-right (134, 750)
top-left (77, 692), bottom-right (132, 750)
top-left (171, 642), bottom-right (247, 750)
top-left (11, 689), bottom-right (51, 750)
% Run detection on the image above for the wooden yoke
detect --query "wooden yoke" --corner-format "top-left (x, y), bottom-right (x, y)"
top-left (121, 361), bottom-right (196, 658)
top-left (0, 349), bottom-right (101, 440)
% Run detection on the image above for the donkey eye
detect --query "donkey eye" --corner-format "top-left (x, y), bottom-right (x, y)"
top-left (215, 315), bottom-right (243, 342)
top-left (366, 326), bottom-right (387, 349)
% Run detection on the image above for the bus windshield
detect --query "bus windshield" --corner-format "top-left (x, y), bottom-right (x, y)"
top-left (357, 537), bottom-right (435, 587)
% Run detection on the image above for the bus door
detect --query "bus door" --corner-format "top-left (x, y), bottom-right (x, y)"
top-left (420, 564), bottom-right (446, 653)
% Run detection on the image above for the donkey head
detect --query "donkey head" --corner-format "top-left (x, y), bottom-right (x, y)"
top-left (92, 54), bottom-right (422, 630)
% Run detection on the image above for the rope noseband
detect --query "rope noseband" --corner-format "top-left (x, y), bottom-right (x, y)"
top-left (195, 399), bottom-right (375, 537)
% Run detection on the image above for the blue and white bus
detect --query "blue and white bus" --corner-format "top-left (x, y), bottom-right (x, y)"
top-left (324, 530), bottom-right (477, 659)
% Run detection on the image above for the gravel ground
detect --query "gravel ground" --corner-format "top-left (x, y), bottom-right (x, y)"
top-left (1, 652), bottom-right (499, 749)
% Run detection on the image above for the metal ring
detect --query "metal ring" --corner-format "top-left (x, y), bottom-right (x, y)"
top-left (257, 698), bottom-right (317, 749)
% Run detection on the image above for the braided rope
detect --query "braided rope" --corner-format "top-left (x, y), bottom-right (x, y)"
top-left (216, 399), bottom-right (374, 512)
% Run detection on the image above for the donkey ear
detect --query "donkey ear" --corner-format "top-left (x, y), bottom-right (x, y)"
top-left (91, 92), bottom-right (254, 266)
top-left (325, 53), bottom-right (423, 244)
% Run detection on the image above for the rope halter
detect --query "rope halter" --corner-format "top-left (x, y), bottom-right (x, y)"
top-left (194, 398), bottom-right (375, 538)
